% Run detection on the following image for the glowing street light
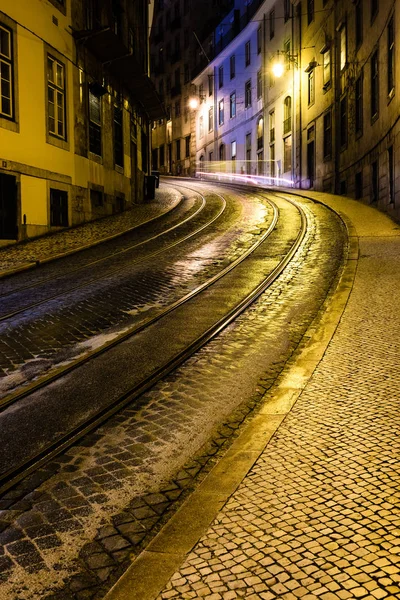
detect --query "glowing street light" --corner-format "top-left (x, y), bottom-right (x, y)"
top-left (272, 61), bottom-right (285, 78)
top-left (189, 97), bottom-right (199, 109)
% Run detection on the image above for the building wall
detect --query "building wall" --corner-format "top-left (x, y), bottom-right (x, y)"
top-left (150, 0), bottom-right (235, 177)
top-left (192, 0), bottom-right (294, 184)
top-left (0, 0), bottom-right (155, 245)
top-left (299, 0), bottom-right (400, 221)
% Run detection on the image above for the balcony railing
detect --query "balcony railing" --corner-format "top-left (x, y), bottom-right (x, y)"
top-left (283, 117), bottom-right (292, 135)
top-left (269, 128), bottom-right (275, 143)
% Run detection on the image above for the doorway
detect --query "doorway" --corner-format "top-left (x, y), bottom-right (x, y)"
top-left (0, 173), bottom-right (17, 240)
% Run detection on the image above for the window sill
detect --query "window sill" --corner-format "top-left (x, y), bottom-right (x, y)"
top-left (0, 116), bottom-right (19, 134)
top-left (47, 134), bottom-right (69, 152)
top-left (89, 152), bottom-right (103, 164)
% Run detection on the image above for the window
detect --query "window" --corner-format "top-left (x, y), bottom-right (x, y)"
top-left (50, 188), bottom-right (68, 227)
top-left (270, 143), bottom-right (275, 177)
top-left (388, 16), bottom-right (395, 97)
top-left (355, 74), bottom-right (363, 135)
top-left (208, 74), bottom-right (213, 96)
top-left (230, 55), bottom-right (235, 79)
top-left (355, 1), bottom-right (363, 48)
top-left (355, 172), bottom-right (363, 199)
top-left (185, 135), bottom-right (190, 158)
top-left (371, 160), bottom-right (378, 202)
top-left (114, 105), bottom-right (123, 167)
top-left (283, 96), bottom-right (291, 134)
top-left (308, 68), bottom-right (315, 105)
top-left (269, 110), bottom-right (275, 143)
top-left (257, 117), bottom-right (263, 150)
top-left (322, 47), bottom-right (331, 88)
top-left (0, 24), bottom-right (13, 118)
top-left (323, 110), bottom-right (332, 159)
top-left (307, 0), bottom-right (314, 25)
top-left (208, 106), bottom-right (213, 132)
top-left (340, 24), bottom-right (347, 71)
top-left (284, 136), bottom-right (292, 173)
top-left (284, 0), bottom-right (290, 22)
top-left (246, 133), bottom-right (251, 174)
top-left (219, 144), bottom-right (225, 161)
top-left (199, 115), bottom-right (204, 137)
top-left (231, 140), bottom-right (236, 160)
top-left (257, 26), bottom-right (262, 54)
top-left (371, 0), bottom-right (378, 23)
top-left (340, 95), bottom-right (347, 148)
top-left (230, 92), bottom-right (236, 118)
top-left (388, 145), bottom-right (394, 203)
top-left (89, 89), bottom-right (101, 156)
top-left (218, 99), bottom-right (224, 125)
top-left (176, 139), bottom-right (180, 161)
top-left (257, 70), bottom-right (262, 99)
top-left (371, 49), bottom-right (379, 120)
top-left (245, 80), bottom-right (252, 107)
top-left (90, 188), bottom-right (103, 208)
top-left (245, 41), bottom-right (251, 67)
top-left (47, 55), bottom-right (66, 139)
top-left (269, 10), bottom-right (275, 40)
top-left (219, 66), bottom-right (223, 88)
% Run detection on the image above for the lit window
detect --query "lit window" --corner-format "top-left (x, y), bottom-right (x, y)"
top-left (257, 69), bottom-right (262, 99)
top-left (322, 47), bottom-right (331, 88)
top-left (340, 24), bottom-right (347, 71)
top-left (230, 91), bottom-right (236, 118)
top-left (218, 99), bottom-right (224, 125)
top-left (308, 68), bottom-right (315, 105)
top-left (47, 55), bottom-right (66, 139)
top-left (283, 96), bottom-right (291, 134)
top-left (231, 140), bottom-right (236, 160)
top-left (208, 106), bottom-right (213, 132)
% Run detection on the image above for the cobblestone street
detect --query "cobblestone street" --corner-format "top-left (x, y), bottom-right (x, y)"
top-left (0, 186), bottom-right (346, 600)
top-left (105, 192), bottom-right (400, 600)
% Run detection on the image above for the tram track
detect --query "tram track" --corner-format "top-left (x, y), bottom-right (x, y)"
top-left (0, 188), bottom-right (217, 321)
top-left (0, 187), bottom-right (307, 497)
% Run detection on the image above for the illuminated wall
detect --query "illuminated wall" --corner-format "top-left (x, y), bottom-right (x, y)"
top-left (0, 0), bottom-right (155, 243)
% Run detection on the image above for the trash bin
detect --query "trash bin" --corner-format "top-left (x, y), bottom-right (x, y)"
top-left (151, 171), bottom-right (160, 188)
top-left (145, 175), bottom-right (156, 200)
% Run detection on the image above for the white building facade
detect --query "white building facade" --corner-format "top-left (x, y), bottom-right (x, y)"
top-left (192, 0), bottom-right (296, 185)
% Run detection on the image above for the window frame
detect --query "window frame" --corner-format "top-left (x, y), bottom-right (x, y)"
top-left (0, 23), bottom-right (14, 121)
top-left (47, 54), bottom-right (67, 142)
top-left (218, 98), bottom-right (224, 125)
top-left (245, 79), bottom-right (252, 108)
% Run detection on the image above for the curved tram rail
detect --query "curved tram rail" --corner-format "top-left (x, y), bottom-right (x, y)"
top-left (0, 188), bottom-right (307, 496)
top-left (0, 188), bottom-right (221, 321)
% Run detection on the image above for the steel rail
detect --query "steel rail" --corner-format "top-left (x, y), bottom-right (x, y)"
top-left (0, 189), bottom-right (223, 321)
top-left (0, 190), bottom-right (306, 496)
top-left (0, 188), bottom-right (276, 410)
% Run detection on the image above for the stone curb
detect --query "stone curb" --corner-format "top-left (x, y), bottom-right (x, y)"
top-left (103, 192), bottom-right (359, 600)
top-left (0, 196), bottom-right (182, 281)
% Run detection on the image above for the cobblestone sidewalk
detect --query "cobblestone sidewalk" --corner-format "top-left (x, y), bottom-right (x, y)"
top-left (106, 194), bottom-right (400, 600)
top-left (0, 186), bottom-right (181, 276)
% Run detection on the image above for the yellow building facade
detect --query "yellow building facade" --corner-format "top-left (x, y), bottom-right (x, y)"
top-left (0, 0), bottom-right (163, 244)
